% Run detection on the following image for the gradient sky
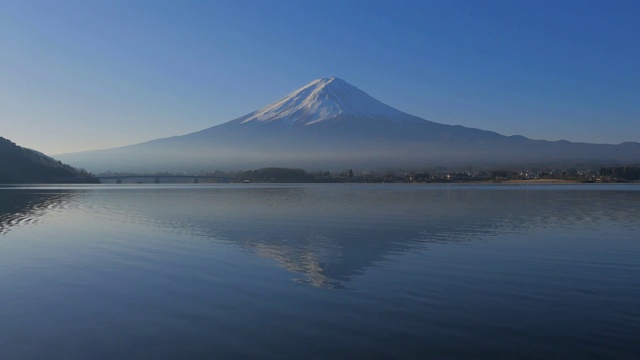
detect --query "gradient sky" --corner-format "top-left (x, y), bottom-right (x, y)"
top-left (1, 0), bottom-right (639, 155)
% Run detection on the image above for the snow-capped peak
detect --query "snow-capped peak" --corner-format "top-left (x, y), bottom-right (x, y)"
top-left (240, 77), bottom-right (415, 126)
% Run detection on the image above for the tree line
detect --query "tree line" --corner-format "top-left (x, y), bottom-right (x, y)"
top-left (0, 137), bottom-right (99, 184)
top-left (599, 166), bottom-right (640, 181)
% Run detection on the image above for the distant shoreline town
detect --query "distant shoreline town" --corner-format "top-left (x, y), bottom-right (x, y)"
top-left (95, 166), bottom-right (640, 185)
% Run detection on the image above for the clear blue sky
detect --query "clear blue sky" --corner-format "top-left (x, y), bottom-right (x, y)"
top-left (1, 0), bottom-right (639, 154)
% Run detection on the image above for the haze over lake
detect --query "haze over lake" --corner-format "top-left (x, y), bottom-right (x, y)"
top-left (1, 184), bottom-right (639, 359)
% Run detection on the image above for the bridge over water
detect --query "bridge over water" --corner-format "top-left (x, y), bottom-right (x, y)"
top-left (97, 175), bottom-right (233, 184)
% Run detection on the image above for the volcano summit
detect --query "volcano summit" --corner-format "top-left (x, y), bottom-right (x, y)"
top-left (59, 77), bottom-right (640, 172)
top-left (233, 77), bottom-right (422, 126)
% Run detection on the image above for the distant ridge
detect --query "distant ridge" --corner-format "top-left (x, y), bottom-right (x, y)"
top-left (0, 137), bottom-right (99, 183)
top-left (58, 77), bottom-right (640, 172)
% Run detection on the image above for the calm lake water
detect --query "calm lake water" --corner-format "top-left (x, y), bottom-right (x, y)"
top-left (0, 184), bottom-right (639, 359)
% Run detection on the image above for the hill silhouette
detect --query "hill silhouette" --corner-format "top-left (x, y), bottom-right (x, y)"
top-left (0, 137), bottom-right (99, 184)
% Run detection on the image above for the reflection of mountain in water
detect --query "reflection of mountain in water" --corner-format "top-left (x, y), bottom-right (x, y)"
top-left (2, 185), bottom-right (638, 289)
top-left (133, 186), bottom-right (640, 289)
top-left (0, 190), bottom-right (73, 235)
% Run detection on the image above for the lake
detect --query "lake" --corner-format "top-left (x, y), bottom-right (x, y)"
top-left (1, 184), bottom-right (638, 359)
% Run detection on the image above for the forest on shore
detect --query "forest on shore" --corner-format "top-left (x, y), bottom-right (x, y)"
top-left (0, 137), bottom-right (99, 184)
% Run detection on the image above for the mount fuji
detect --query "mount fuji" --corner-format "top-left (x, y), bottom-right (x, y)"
top-left (59, 77), bottom-right (640, 172)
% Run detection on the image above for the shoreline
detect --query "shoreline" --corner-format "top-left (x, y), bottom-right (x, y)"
top-left (498, 179), bottom-right (580, 184)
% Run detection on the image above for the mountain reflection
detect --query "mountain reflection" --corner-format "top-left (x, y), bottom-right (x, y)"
top-left (2, 185), bottom-right (638, 289)
top-left (0, 189), bottom-right (73, 235)
top-left (134, 185), bottom-right (639, 289)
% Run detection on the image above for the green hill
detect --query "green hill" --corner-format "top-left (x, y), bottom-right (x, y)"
top-left (0, 137), bottom-right (99, 184)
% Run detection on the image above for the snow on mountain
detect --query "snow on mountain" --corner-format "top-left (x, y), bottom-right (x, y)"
top-left (236, 77), bottom-right (421, 126)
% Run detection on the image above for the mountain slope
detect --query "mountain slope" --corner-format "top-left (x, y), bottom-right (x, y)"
top-left (0, 137), bottom-right (99, 183)
top-left (58, 77), bottom-right (640, 172)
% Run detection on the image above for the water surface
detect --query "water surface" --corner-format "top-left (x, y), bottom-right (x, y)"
top-left (1, 184), bottom-right (639, 359)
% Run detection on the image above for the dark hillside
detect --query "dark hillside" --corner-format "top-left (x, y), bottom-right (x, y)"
top-left (0, 137), bottom-right (99, 183)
